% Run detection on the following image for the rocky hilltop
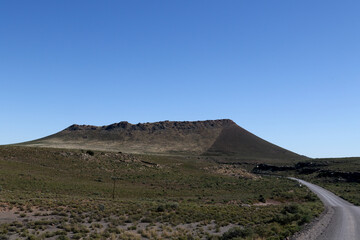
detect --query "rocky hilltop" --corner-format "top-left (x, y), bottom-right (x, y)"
top-left (19, 119), bottom-right (307, 161)
top-left (66, 119), bottom-right (234, 132)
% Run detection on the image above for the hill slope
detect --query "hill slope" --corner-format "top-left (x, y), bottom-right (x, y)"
top-left (205, 124), bottom-right (302, 161)
top-left (19, 119), bottom-right (306, 161)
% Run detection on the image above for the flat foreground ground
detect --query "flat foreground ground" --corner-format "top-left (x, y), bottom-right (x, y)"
top-left (0, 146), bottom-right (322, 239)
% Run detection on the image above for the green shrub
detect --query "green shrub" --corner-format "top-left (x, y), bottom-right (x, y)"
top-left (258, 195), bottom-right (266, 203)
top-left (166, 202), bottom-right (179, 210)
top-left (86, 150), bottom-right (94, 156)
top-left (282, 204), bottom-right (300, 214)
top-left (56, 236), bottom-right (69, 240)
top-left (156, 205), bottom-right (165, 212)
top-left (221, 227), bottom-right (253, 240)
top-left (299, 214), bottom-right (311, 225)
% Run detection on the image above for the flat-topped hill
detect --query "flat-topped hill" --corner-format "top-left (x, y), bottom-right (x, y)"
top-left (18, 119), bottom-right (307, 161)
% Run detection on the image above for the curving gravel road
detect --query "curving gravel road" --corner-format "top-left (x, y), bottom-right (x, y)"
top-left (290, 178), bottom-right (360, 240)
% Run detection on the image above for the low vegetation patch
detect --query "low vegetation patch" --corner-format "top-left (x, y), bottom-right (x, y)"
top-left (0, 146), bottom-right (322, 239)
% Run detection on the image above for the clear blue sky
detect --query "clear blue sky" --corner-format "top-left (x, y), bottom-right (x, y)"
top-left (1, 1), bottom-right (359, 158)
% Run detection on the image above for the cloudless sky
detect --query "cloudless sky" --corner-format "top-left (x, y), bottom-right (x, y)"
top-left (1, 1), bottom-right (360, 158)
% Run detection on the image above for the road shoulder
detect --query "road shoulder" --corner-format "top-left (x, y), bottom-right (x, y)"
top-left (291, 204), bottom-right (334, 240)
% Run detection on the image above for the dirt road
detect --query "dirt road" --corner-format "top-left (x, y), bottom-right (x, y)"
top-left (290, 178), bottom-right (360, 240)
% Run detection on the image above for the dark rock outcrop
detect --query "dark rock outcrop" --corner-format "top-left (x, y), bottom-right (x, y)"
top-left (252, 164), bottom-right (296, 173)
top-left (317, 170), bottom-right (360, 183)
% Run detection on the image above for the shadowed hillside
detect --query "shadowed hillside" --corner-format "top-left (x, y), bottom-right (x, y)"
top-left (204, 124), bottom-right (304, 161)
top-left (18, 119), bottom-right (307, 161)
